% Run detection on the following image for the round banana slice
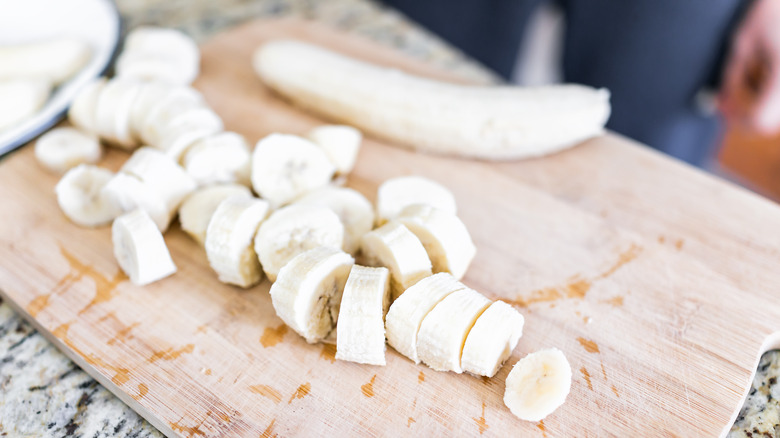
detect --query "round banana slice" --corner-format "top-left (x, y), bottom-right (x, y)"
top-left (101, 173), bottom-right (171, 232)
top-left (155, 107), bottom-right (223, 161)
top-left (0, 38), bottom-right (91, 85)
top-left (182, 132), bottom-right (251, 186)
top-left (270, 246), bottom-right (354, 343)
top-left (68, 78), bottom-right (106, 133)
top-left (335, 265), bottom-right (390, 365)
top-left (396, 204), bottom-right (476, 280)
top-left (112, 208), bottom-right (177, 286)
top-left (0, 78), bottom-right (52, 132)
top-left (254, 204), bottom-right (344, 281)
top-left (94, 78), bottom-right (143, 150)
top-left (138, 86), bottom-right (203, 146)
top-left (120, 147), bottom-right (197, 214)
top-left (35, 127), bottom-right (102, 174)
top-left (250, 133), bottom-right (335, 207)
top-left (116, 51), bottom-right (197, 86)
top-left (376, 176), bottom-right (457, 224)
top-left (295, 186), bottom-right (374, 255)
top-left (122, 27), bottom-right (199, 85)
top-left (55, 164), bottom-right (122, 227)
top-left (416, 288), bottom-right (491, 373)
top-left (205, 196), bottom-right (270, 288)
top-left (179, 184), bottom-right (252, 245)
top-left (128, 81), bottom-right (172, 141)
top-left (385, 273), bottom-right (466, 364)
top-left (360, 221), bottom-right (432, 300)
top-left (504, 348), bottom-right (572, 422)
top-left (305, 125), bottom-right (362, 175)
top-left (461, 300), bottom-right (524, 377)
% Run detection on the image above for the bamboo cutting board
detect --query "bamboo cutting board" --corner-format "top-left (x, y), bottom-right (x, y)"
top-left (1, 18), bottom-right (780, 437)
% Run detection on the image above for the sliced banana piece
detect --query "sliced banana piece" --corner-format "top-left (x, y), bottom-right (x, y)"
top-left (0, 78), bottom-right (51, 132)
top-left (254, 204), bottom-right (344, 281)
top-left (295, 186), bottom-right (374, 254)
top-left (461, 301), bottom-right (524, 377)
top-left (335, 265), bottom-right (390, 366)
top-left (55, 164), bottom-right (122, 227)
top-left (384, 273), bottom-right (466, 364)
top-left (360, 221), bottom-right (432, 299)
top-left (102, 173), bottom-right (171, 231)
top-left (68, 78), bottom-right (106, 133)
top-left (34, 127), bottom-right (101, 173)
top-left (120, 27), bottom-right (199, 85)
top-left (270, 246), bottom-right (354, 343)
top-left (250, 133), bottom-right (335, 207)
top-left (416, 288), bottom-right (491, 372)
top-left (504, 348), bottom-right (572, 422)
top-left (396, 204), bottom-right (476, 280)
top-left (305, 125), bottom-right (362, 175)
top-left (205, 196), bottom-right (270, 288)
top-left (94, 78), bottom-right (143, 149)
top-left (116, 51), bottom-right (197, 86)
top-left (120, 147), bottom-right (197, 214)
top-left (179, 184), bottom-right (252, 245)
top-left (112, 208), bottom-right (177, 286)
top-left (376, 175), bottom-right (456, 224)
top-left (155, 106), bottom-right (223, 161)
top-left (128, 81), bottom-right (171, 141)
top-left (138, 86), bottom-right (203, 146)
top-left (182, 132), bottom-right (251, 186)
top-left (0, 38), bottom-right (91, 85)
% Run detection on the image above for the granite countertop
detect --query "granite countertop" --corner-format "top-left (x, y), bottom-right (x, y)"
top-left (0, 0), bottom-right (776, 436)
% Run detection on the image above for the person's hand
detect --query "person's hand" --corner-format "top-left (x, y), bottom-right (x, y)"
top-left (720, 0), bottom-right (780, 134)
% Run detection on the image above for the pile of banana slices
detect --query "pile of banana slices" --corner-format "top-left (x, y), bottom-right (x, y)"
top-left (36, 26), bottom-right (573, 423)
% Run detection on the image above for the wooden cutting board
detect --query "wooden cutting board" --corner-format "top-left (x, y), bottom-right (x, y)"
top-left (1, 18), bottom-right (780, 437)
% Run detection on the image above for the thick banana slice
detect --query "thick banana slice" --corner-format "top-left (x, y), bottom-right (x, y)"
top-left (250, 134), bottom-right (335, 207)
top-left (55, 164), bottom-right (121, 227)
top-left (182, 132), bottom-right (251, 186)
top-left (376, 176), bottom-right (456, 224)
top-left (335, 265), bottom-right (390, 365)
top-left (112, 208), bottom-right (177, 286)
top-left (305, 125), bottom-right (362, 175)
top-left (128, 81), bottom-right (171, 141)
top-left (504, 348), bottom-right (572, 422)
top-left (119, 27), bottom-right (199, 85)
top-left (120, 147), bottom-right (197, 214)
top-left (384, 273), bottom-right (465, 364)
top-left (0, 79), bottom-right (51, 132)
top-left (396, 204), bottom-right (476, 280)
top-left (156, 107), bottom-right (223, 161)
top-left (68, 78), bottom-right (106, 133)
top-left (295, 186), bottom-right (374, 254)
top-left (116, 51), bottom-right (197, 86)
top-left (34, 127), bottom-right (102, 173)
top-left (138, 86), bottom-right (203, 146)
top-left (0, 39), bottom-right (91, 85)
top-left (94, 78), bottom-right (143, 149)
top-left (416, 288), bottom-right (491, 372)
top-left (205, 196), bottom-right (270, 288)
top-left (102, 173), bottom-right (171, 231)
top-left (461, 301), bottom-right (524, 377)
top-left (179, 184), bottom-right (252, 245)
top-left (360, 221), bottom-right (432, 299)
top-left (254, 204), bottom-right (344, 281)
top-left (270, 246), bottom-right (354, 343)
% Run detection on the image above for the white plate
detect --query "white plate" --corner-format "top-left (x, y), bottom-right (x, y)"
top-left (0, 0), bottom-right (120, 156)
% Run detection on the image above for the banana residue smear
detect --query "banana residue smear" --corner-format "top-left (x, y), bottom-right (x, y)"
top-left (107, 322), bottom-right (140, 346)
top-left (537, 420), bottom-right (547, 437)
top-left (361, 374), bottom-right (377, 397)
top-left (418, 371), bottom-right (425, 383)
top-left (147, 344), bottom-right (195, 363)
top-left (611, 385), bottom-right (620, 398)
top-left (169, 420), bottom-right (206, 437)
top-left (580, 367), bottom-right (593, 391)
top-left (131, 383), bottom-right (149, 400)
top-left (472, 402), bottom-right (489, 434)
top-left (319, 343), bottom-right (337, 363)
top-left (603, 295), bottom-right (624, 307)
top-left (260, 324), bottom-right (288, 347)
top-left (249, 384), bottom-right (282, 404)
top-left (260, 419), bottom-right (277, 438)
top-left (576, 337), bottom-right (600, 354)
top-left (601, 362), bottom-right (608, 380)
top-left (53, 321), bottom-right (131, 385)
top-left (288, 382), bottom-right (311, 404)
top-left (407, 417), bottom-right (416, 427)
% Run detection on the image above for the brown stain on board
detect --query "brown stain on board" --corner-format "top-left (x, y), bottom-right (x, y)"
top-left (407, 417), bottom-right (416, 427)
top-left (53, 322), bottom-right (131, 386)
top-left (597, 244), bottom-right (641, 279)
top-left (577, 337), bottom-right (600, 354)
top-left (601, 362), bottom-right (608, 380)
top-left (320, 343), bottom-right (337, 363)
top-left (250, 385), bottom-right (283, 404)
top-left (148, 344), bottom-right (195, 363)
top-left (361, 374), bottom-right (377, 397)
top-left (288, 383), bottom-right (311, 404)
top-left (538, 420), bottom-right (547, 437)
top-left (675, 239), bottom-right (685, 250)
top-left (611, 385), bottom-right (620, 398)
top-left (27, 294), bottom-right (51, 318)
top-left (260, 419), bottom-right (277, 438)
top-left (169, 421), bottom-right (206, 437)
top-left (204, 368), bottom-right (212, 376)
top-left (418, 371), bottom-right (425, 383)
top-left (260, 324), bottom-right (288, 347)
top-left (472, 402), bottom-right (489, 434)
top-left (580, 367), bottom-right (593, 391)
top-left (603, 296), bottom-right (624, 307)
top-left (107, 322), bottom-right (140, 346)
top-left (132, 383), bottom-right (149, 400)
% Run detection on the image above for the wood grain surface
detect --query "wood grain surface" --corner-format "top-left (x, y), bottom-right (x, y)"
top-left (1, 18), bottom-right (780, 437)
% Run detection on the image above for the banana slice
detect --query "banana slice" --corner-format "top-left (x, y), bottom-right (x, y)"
top-left (94, 78), bottom-right (143, 149)
top-left (55, 164), bottom-right (122, 227)
top-left (0, 78), bottom-right (51, 132)
top-left (416, 288), bottom-right (491, 372)
top-left (0, 38), bottom-right (91, 85)
top-left (120, 147), bottom-right (197, 215)
top-left (128, 81), bottom-right (172, 141)
top-left (179, 184), bottom-right (252, 245)
top-left (68, 78), bottom-right (106, 133)
top-left (295, 186), bottom-right (374, 254)
top-left (250, 133), bottom-right (335, 207)
top-left (396, 204), bottom-right (476, 280)
top-left (182, 132), bottom-right (251, 186)
top-left (360, 221), bottom-right (432, 299)
top-left (156, 107), bottom-right (223, 161)
top-left (205, 196), bottom-right (270, 288)
top-left (102, 173), bottom-right (171, 231)
top-left (504, 348), bottom-right (572, 422)
top-left (270, 246), bottom-right (354, 343)
top-left (305, 125), bottom-right (362, 175)
top-left (384, 273), bottom-right (466, 364)
top-left (34, 127), bottom-right (102, 173)
top-left (461, 301), bottom-right (524, 377)
top-left (138, 86), bottom-right (203, 146)
top-left (120, 27), bottom-right (199, 85)
top-left (254, 204), bottom-right (344, 281)
top-left (112, 208), bottom-right (177, 286)
top-left (116, 51), bottom-right (198, 86)
top-left (376, 176), bottom-right (457, 224)
top-left (335, 265), bottom-right (391, 365)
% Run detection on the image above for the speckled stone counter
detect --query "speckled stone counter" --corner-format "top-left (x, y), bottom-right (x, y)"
top-left (0, 0), bottom-right (776, 436)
